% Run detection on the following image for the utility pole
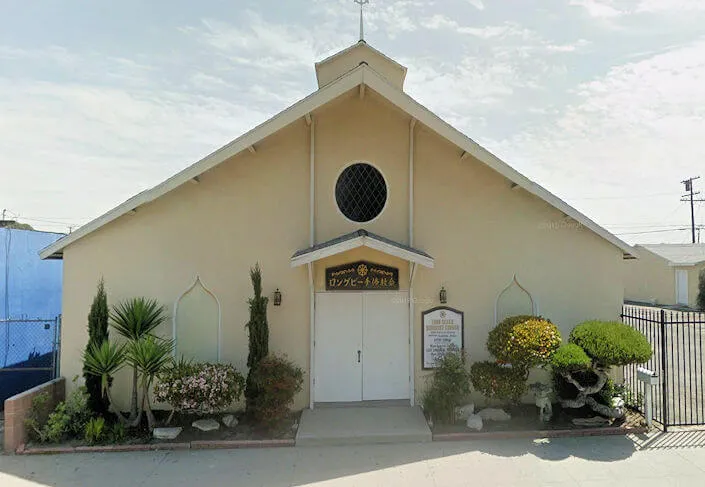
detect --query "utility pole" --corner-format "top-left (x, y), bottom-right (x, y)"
top-left (681, 177), bottom-right (705, 244)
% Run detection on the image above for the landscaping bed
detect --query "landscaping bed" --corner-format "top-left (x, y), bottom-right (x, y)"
top-left (20, 409), bottom-right (300, 453)
top-left (431, 404), bottom-right (646, 436)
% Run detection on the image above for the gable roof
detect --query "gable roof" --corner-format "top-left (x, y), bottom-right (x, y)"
top-left (291, 229), bottom-right (434, 268)
top-left (637, 244), bottom-right (705, 266)
top-left (40, 51), bottom-right (636, 260)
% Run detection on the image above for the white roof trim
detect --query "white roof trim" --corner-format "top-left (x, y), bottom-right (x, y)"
top-left (40, 65), bottom-right (366, 259)
top-left (41, 63), bottom-right (635, 260)
top-left (315, 41), bottom-right (407, 76)
top-left (291, 234), bottom-right (435, 269)
top-left (360, 69), bottom-right (636, 258)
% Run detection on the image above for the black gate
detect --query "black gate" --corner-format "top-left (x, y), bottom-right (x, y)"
top-left (622, 305), bottom-right (705, 431)
top-left (0, 316), bottom-right (61, 404)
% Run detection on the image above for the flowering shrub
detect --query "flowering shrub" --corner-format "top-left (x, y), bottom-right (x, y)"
top-left (470, 361), bottom-right (527, 403)
top-left (155, 361), bottom-right (245, 415)
top-left (249, 354), bottom-right (304, 429)
top-left (487, 315), bottom-right (562, 369)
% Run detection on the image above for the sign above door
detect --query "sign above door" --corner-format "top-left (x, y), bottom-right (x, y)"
top-left (325, 261), bottom-right (399, 291)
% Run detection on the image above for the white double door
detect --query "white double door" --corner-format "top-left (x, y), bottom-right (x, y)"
top-left (314, 292), bottom-right (410, 403)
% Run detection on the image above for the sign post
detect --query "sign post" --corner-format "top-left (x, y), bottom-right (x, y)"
top-left (422, 306), bottom-right (464, 369)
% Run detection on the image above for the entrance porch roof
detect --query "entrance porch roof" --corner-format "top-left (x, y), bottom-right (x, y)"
top-left (290, 230), bottom-right (434, 269)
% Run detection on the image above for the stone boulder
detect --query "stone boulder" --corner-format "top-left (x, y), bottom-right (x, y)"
top-left (477, 408), bottom-right (511, 422)
top-left (153, 427), bottom-right (182, 440)
top-left (222, 414), bottom-right (238, 428)
top-left (454, 403), bottom-right (476, 421)
top-left (192, 419), bottom-right (220, 432)
top-left (466, 414), bottom-right (483, 431)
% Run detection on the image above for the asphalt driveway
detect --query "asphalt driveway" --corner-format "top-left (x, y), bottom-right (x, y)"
top-left (2, 431), bottom-right (705, 486)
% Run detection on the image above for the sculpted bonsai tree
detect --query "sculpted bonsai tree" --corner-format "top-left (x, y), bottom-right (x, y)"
top-left (552, 320), bottom-right (652, 418)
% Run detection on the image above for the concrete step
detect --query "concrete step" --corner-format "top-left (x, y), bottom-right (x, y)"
top-left (296, 406), bottom-right (432, 447)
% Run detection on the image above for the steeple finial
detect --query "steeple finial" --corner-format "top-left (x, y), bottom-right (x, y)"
top-left (354, 0), bottom-right (369, 41)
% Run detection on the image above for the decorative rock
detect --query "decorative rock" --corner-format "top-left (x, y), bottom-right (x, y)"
top-left (153, 427), bottom-right (183, 440)
top-left (466, 414), bottom-right (483, 431)
top-left (222, 414), bottom-right (238, 428)
top-left (477, 408), bottom-right (511, 422)
top-left (192, 419), bottom-right (220, 432)
top-left (572, 416), bottom-right (611, 427)
top-left (454, 403), bottom-right (475, 421)
top-left (612, 397), bottom-right (625, 409)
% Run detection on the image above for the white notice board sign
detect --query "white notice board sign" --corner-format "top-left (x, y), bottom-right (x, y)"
top-left (422, 307), bottom-right (464, 369)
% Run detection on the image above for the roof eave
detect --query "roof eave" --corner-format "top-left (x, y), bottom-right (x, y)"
top-left (42, 63), bottom-right (635, 260)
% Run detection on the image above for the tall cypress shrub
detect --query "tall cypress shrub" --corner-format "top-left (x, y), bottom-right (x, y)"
top-left (83, 278), bottom-right (110, 415)
top-left (245, 264), bottom-right (269, 415)
top-left (697, 268), bottom-right (705, 311)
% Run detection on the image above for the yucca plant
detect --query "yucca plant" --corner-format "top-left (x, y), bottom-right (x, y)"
top-left (128, 336), bottom-right (174, 431)
top-left (82, 340), bottom-right (128, 424)
top-left (110, 297), bottom-right (167, 421)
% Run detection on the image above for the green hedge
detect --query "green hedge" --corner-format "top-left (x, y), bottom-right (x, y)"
top-left (470, 361), bottom-right (526, 403)
top-left (569, 320), bottom-right (652, 366)
top-left (487, 315), bottom-right (562, 369)
top-left (551, 343), bottom-right (592, 371)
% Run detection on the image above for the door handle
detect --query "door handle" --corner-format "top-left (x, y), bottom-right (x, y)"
top-left (357, 350), bottom-right (361, 363)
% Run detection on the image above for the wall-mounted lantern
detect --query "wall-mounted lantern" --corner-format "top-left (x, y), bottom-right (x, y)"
top-left (439, 286), bottom-right (447, 304)
top-left (273, 288), bottom-right (282, 306)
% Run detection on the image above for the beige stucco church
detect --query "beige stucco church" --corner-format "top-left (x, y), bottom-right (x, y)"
top-left (41, 40), bottom-right (636, 409)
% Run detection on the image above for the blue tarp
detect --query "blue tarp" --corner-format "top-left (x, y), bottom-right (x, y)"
top-left (1, 228), bottom-right (64, 367)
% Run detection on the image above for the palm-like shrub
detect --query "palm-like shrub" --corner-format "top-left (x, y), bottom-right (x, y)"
top-left (110, 297), bottom-right (167, 421)
top-left (83, 340), bottom-right (128, 423)
top-left (128, 336), bottom-right (174, 431)
top-left (551, 320), bottom-right (652, 418)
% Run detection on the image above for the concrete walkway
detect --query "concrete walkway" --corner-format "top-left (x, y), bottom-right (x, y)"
top-left (296, 406), bottom-right (432, 446)
top-left (3, 431), bottom-right (705, 486)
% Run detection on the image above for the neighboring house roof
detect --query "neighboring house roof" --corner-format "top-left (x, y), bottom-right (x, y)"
top-left (39, 43), bottom-right (636, 260)
top-left (637, 244), bottom-right (705, 266)
top-left (291, 229), bottom-right (434, 268)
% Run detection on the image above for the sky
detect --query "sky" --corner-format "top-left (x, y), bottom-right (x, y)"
top-left (1, 0), bottom-right (704, 244)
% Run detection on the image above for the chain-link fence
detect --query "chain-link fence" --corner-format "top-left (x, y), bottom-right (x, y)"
top-left (0, 316), bottom-right (61, 404)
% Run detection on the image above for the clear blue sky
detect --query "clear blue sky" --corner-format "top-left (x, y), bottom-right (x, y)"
top-left (1, 0), bottom-right (704, 243)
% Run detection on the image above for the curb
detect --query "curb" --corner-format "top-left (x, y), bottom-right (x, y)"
top-left (432, 426), bottom-right (648, 442)
top-left (191, 439), bottom-right (295, 450)
top-left (16, 439), bottom-right (295, 455)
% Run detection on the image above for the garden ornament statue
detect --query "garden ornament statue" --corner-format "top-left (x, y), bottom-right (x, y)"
top-left (530, 382), bottom-right (553, 422)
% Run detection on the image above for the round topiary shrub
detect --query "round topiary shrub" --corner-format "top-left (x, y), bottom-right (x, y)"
top-left (551, 343), bottom-right (592, 372)
top-left (470, 361), bottom-right (527, 404)
top-left (569, 320), bottom-right (653, 367)
top-left (487, 315), bottom-right (562, 369)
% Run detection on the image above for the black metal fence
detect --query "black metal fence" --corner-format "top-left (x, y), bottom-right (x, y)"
top-left (622, 305), bottom-right (705, 431)
top-left (0, 316), bottom-right (61, 404)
